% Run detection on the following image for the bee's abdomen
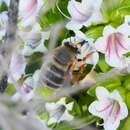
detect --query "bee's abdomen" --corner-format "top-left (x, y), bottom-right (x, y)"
top-left (42, 78), bottom-right (62, 89)
top-left (40, 63), bottom-right (66, 89)
top-left (50, 65), bottom-right (65, 76)
top-left (45, 70), bottom-right (64, 84)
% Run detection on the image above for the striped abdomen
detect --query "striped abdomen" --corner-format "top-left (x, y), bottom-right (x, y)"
top-left (40, 46), bottom-right (76, 88)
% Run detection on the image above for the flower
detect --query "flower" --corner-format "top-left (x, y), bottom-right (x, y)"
top-left (63, 31), bottom-right (99, 65)
top-left (45, 98), bottom-right (74, 125)
top-left (8, 48), bottom-right (26, 83)
top-left (12, 70), bottom-right (40, 102)
top-left (66, 0), bottom-right (103, 30)
top-left (19, 0), bottom-right (44, 27)
top-left (95, 23), bottom-right (130, 68)
top-left (88, 87), bottom-right (128, 130)
top-left (19, 23), bottom-right (49, 56)
top-left (2, 0), bottom-right (44, 27)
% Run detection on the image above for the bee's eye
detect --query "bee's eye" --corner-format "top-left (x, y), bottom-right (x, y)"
top-left (77, 59), bottom-right (82, 61)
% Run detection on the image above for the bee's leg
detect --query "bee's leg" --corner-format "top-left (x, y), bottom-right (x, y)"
top-left (79, 67), bottom-right (96, 87)
top-left (71, 61), bottom-right (85, 83)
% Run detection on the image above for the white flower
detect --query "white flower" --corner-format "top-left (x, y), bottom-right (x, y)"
top-left (12, 70), bottom-right (40, 102)
top-left (95, 23), bottom-right (130, 68)
top-left (63, 31), bottom-right (99, 65)
top-left (19, 0), bottom-right (44, 27)
top-left (88, 87), bottom-right (128, 130)
top-left (66, 0), bottom-right (103, 30)
top-left (8, 48), bottom-right (26, 83)
top-left (45, 98), bottom-right (74, 125)
top-left (3, 0), bottom-right (44, 27)
top-left (20, 24), bottom-right (49, 56)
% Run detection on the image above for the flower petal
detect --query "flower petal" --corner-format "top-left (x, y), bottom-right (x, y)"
top-left (11, 92), bottom-right (21, 102)
top-left (117, 22), bottom-right (130, 37)
top-left (104, 117), bottom-right (120, 130)
top-left (67, 0), bottom-right (92, 22)
top-left (119, 102), bottom-right (128, 120)
top-left (88, 100), bottom-right (112, 119)
top-left (88, 101), bottom-right (101, 117)
top-left (96, 87), bottom-right (109, 100)
top-left (103, 26), bottom-right (116, 36)
top-left (8, 49), bottom-right (26, 83)
top-left (110, 90), bottom-right (123, 102)
top-left (66, 20), bottom-right (83, 30)
top-left (66, 102), bottom-right (74, 111)
top-left (57, 98), bottom-right (66, 106)
top-left (105, 53), bottom-right (124, 68)
top-left (86, 52), bottom-right (99, 65)
top-left (48, 117), bottom-right (57, 125)
top-left (59, 111), bottom-right (73, 122)
top-left (19, 0), bottom-right (37, 26)
top-left (23, 90), bottom-right (35, 102)
top-left (95, 36), bottom-right (107, 53)
top-left (45, 102), bottom-right (58, 112)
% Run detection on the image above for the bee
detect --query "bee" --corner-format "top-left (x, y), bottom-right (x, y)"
top-left (39, 40), bottom-right (95, 89)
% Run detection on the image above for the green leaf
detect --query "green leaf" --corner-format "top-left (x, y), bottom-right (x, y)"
top-left (38, 112), bottom-right (49, 120)
top-left (53, 122), bottom-right (75, 130)
top-left (97, 53), bottom-right (111, 72)
top-left (5, 84), bottom-right (15, 95)
top-left (101, 0), bottom-right (123, 21)
top-left (70, 101), bottom-right (81, 116)
top-left (101, 0), bottom-right (130, 27)
top-left (119, 117), bottom-right (130, 130)
top-left (86, 25), bottom-right (104, 40)
top-left (124, 77), bottom-right (130, 91)
top-left (126, 92), bottom-right (130, 110)
top-left (36, 87), bottom-right (54, 97)
top-left (87, 77), bottom-right (121, 96)
top-left (116, 86), bottom-right (127, 101)
top-left (0, 2), bottom-right (8, 12)
top-left (40, 0), bottom-right (68, 29)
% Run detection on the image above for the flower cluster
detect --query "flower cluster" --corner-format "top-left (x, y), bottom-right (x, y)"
top-left (1, 0), bottom-right (130, 130)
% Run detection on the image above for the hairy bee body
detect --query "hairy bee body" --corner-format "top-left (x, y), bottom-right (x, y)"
top-left (40, 44), bottom-right (77, 88)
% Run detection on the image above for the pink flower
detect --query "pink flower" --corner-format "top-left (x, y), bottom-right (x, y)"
top-left (95, 24), bottom-right (130, 67)
top-left (88, 87), bottom-right (128, 130)
top-left (66, 0), bottom-right (103, 30)
top-left (19, 0), bottom-right (43, 27)
top-left (4, 0), bottom-right (44, 27)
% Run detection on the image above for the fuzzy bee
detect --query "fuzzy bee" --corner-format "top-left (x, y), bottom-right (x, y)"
top-left (39, 40), bottom-right (97, 89)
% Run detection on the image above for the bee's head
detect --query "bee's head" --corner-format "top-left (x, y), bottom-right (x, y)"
top-left (75, 40), bottom-right (88, 53)
top-left (64, 41), bottom-right (78, 53)
top-left (78, 40), bottom-right (88, 46)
